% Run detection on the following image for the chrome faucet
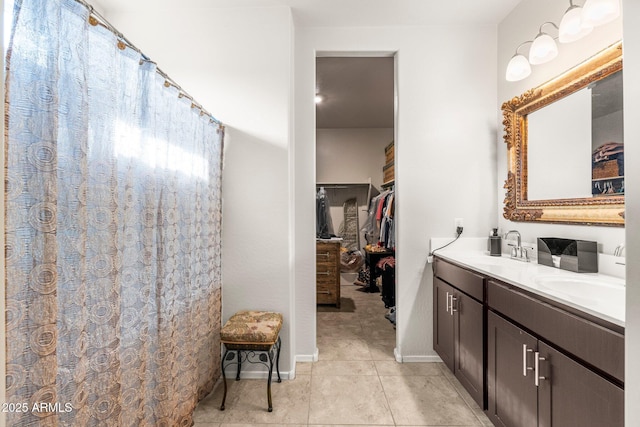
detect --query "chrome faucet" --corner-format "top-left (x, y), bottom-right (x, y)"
top-left (504, 230), bottom-right (529, 262)
top-left (614, 244), bottom-right (625, 257)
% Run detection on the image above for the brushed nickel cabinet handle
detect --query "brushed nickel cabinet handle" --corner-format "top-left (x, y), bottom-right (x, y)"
top-left (445, 292), bottom-right (450, 314)
top-left (534, 352), bottom-right (547, 386)
top-left (317, 291), bottom-right (331, 294)
top-left (450, 295), bottom-right (458, 314)
top-left (318, 252), bottom-right (330, 257)
top-left (317, 271), bottom-right (330, 276)
top-left (522, 344), bottom-right (533, 376)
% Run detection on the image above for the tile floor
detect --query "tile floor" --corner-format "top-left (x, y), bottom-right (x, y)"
top-left (193, 282), bottom-right (493, 426)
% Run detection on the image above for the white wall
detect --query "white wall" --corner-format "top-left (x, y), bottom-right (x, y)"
top-left (623, 1), bottom-right (640, 425)
top-left (497, 0), bottom-right (624, 254)
top-left (295, 26), bottom-right (498, 361)
top-left (105, 6), bottom-right (296, 375)
top-left (316, 128), bottom-right (393, 189)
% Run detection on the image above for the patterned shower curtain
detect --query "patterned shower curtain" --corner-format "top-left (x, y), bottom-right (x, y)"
top-left (5, 0), bottom-right (224, 425)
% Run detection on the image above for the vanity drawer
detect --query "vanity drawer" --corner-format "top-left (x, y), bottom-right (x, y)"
top-left (487, 280), bottom-right (624, 383)
top-left (434, 258), bottom-right (484, 301)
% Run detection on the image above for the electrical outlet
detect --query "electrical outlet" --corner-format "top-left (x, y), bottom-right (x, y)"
top-left (455, 218), bottom-right (464, 229)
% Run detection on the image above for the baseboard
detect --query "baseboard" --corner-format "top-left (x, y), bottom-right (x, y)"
top-left (295, 347), bottom-right (319, 363)
top-left (394, 351), bottom-right (443, 363)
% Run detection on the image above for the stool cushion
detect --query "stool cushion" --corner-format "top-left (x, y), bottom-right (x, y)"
top-left (221, 311), bottom-right (283, 345)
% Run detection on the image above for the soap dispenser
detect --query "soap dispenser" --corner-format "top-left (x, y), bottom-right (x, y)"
top-left (489, 228), bottom-right (502, 256)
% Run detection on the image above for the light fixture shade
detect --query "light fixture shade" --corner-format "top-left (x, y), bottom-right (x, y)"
top-left (559, 6), bottom-right (593, 43)
top-left (529, 33), bottom-right (558, 65)
top-left (582, 0), bottom-right (620, 27)
top-left (506, 54), bottom-right (531, 82)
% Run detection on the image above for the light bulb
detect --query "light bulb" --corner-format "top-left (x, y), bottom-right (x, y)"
top-left (559, 6), bottom-right (593, 43)
top-left (314, 95), bottom-right (323, 104)
top-left (582, 0), bottom-right (620, 27)
top-left (506, 54), bottom-right (531, 82)
top-left (529, 33), bottom-right (558, 65)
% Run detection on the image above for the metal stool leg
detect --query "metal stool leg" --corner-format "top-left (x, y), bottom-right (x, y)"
top-left (275, 336), bottom-right (282, 383)
top-left (267, 346), bottom-right (274, 412)
top-left (235, 350), bottom-right (242, 381)
top-left (220, 347), bottom-right (230, 410)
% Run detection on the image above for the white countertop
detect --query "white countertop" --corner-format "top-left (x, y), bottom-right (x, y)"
top-left (434, 249), bottom-right (625, 327)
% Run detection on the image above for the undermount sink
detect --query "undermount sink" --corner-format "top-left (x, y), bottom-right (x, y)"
top-left (534, 275), bottom-right (625, 305)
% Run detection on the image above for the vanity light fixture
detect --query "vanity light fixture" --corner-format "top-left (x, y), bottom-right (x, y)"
top-left (505, 0), bottom-right (620, 82)
top-left (529, 22), bottom-right (559, 65)
top-left (582, 0), bottom-right (620, 27)
top-left (506, 41), bottom-right (533, 82)
top-left (559, 0), bottom-right (593, 43)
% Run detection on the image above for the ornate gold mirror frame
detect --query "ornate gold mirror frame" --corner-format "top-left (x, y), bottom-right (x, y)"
top-left (502, 41), bottom-right (624, 227)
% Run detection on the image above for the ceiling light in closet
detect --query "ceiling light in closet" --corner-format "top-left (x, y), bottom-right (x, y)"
top-left (582, 0), bottom-right (620, 27)
top-left (559, 1), bottom-right (593, 43)
top-left (315, 94), bottom-right (323, 104)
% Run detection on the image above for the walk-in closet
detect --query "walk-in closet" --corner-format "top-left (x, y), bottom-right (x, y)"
top-left (315, 56), bottom-right (397, 357)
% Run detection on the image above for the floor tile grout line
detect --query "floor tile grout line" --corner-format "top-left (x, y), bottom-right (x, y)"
top-left (440, 370), bottom-right (487, 426)
top-left (377, 370), bottom-right (398, 426)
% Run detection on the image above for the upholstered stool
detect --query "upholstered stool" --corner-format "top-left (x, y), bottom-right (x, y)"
top-left (219, 310), bottom-right (283, 412)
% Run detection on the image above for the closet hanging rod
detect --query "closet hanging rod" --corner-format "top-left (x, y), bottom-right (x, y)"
top-left (317, 185), bottom-right (350, 190)
top-left (76, 0), bottom-right (223, 128)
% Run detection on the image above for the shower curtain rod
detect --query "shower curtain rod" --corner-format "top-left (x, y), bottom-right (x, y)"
top-left (75, 0), bottom-right (223, 128)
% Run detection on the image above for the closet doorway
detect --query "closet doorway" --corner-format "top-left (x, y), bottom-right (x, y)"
top-left (315, 55), bottom-right (397, 359)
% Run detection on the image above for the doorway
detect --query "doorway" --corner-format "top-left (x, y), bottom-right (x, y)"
top-left (314, 55), bottom-right (397, 358)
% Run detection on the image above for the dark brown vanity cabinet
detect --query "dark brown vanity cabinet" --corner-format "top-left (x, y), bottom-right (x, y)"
top-left (433, 258), bottom-right (485, 408)
top-left (487, 281), bottom-right (624, 427)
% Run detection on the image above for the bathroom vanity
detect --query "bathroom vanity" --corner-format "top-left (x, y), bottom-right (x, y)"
top-left (432, 252), bottom-right (624, 427)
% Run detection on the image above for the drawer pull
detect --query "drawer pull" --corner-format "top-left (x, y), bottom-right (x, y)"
top-left (317, 252), bottom-right (331, 257)
top-left (534, 352), bottom-right (547, 386)
top-left (317, 291), bottom-right (331, 295)
top-left (450, 295), bottom-right (458, 315)
top-left (522, 344), bottom-right (533, 376)
top-left (317, 271), bottom-right (330, 276)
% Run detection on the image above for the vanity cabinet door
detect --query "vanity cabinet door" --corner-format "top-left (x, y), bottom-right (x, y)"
top-left (454, 291), bottom-right (484, 408)
top-left (537, 342), bottom-right (624, 427)
top-left (487, 311), bottom-right (538, 427)
top-left (433, 277), bottom-right (455, 371)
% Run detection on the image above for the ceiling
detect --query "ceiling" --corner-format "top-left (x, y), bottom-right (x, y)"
top-left (96, 0), bottom-right (521, 27)
top-left (95, 0), bottom-right (522, 129)
top-left (316, 57), bottom-right (394, 129)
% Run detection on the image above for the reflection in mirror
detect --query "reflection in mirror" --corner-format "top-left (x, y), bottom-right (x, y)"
top-left (591, 71), bottom-right (623, 197)
top-left (527, 70), bottom-right (623, 201)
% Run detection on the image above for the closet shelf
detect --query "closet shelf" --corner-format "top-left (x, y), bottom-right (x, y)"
top-left (381, 180), bottom-right (395, 189)
top-left (316, 181), bottom-right (380, 198)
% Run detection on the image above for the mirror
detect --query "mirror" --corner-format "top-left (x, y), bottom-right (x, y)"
top-left (502, 41), bottom-right (624, 226)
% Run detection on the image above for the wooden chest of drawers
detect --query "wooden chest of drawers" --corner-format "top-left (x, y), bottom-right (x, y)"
top-left (316, 240), bottom-right (341, 307)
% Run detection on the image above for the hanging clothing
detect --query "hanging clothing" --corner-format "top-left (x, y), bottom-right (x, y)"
top-left (378, 189), bottom-right (395, 250)
top-left (376, 256), bottom-right (396, 308)
top-left (316, 187), bottom-right (333, 238)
